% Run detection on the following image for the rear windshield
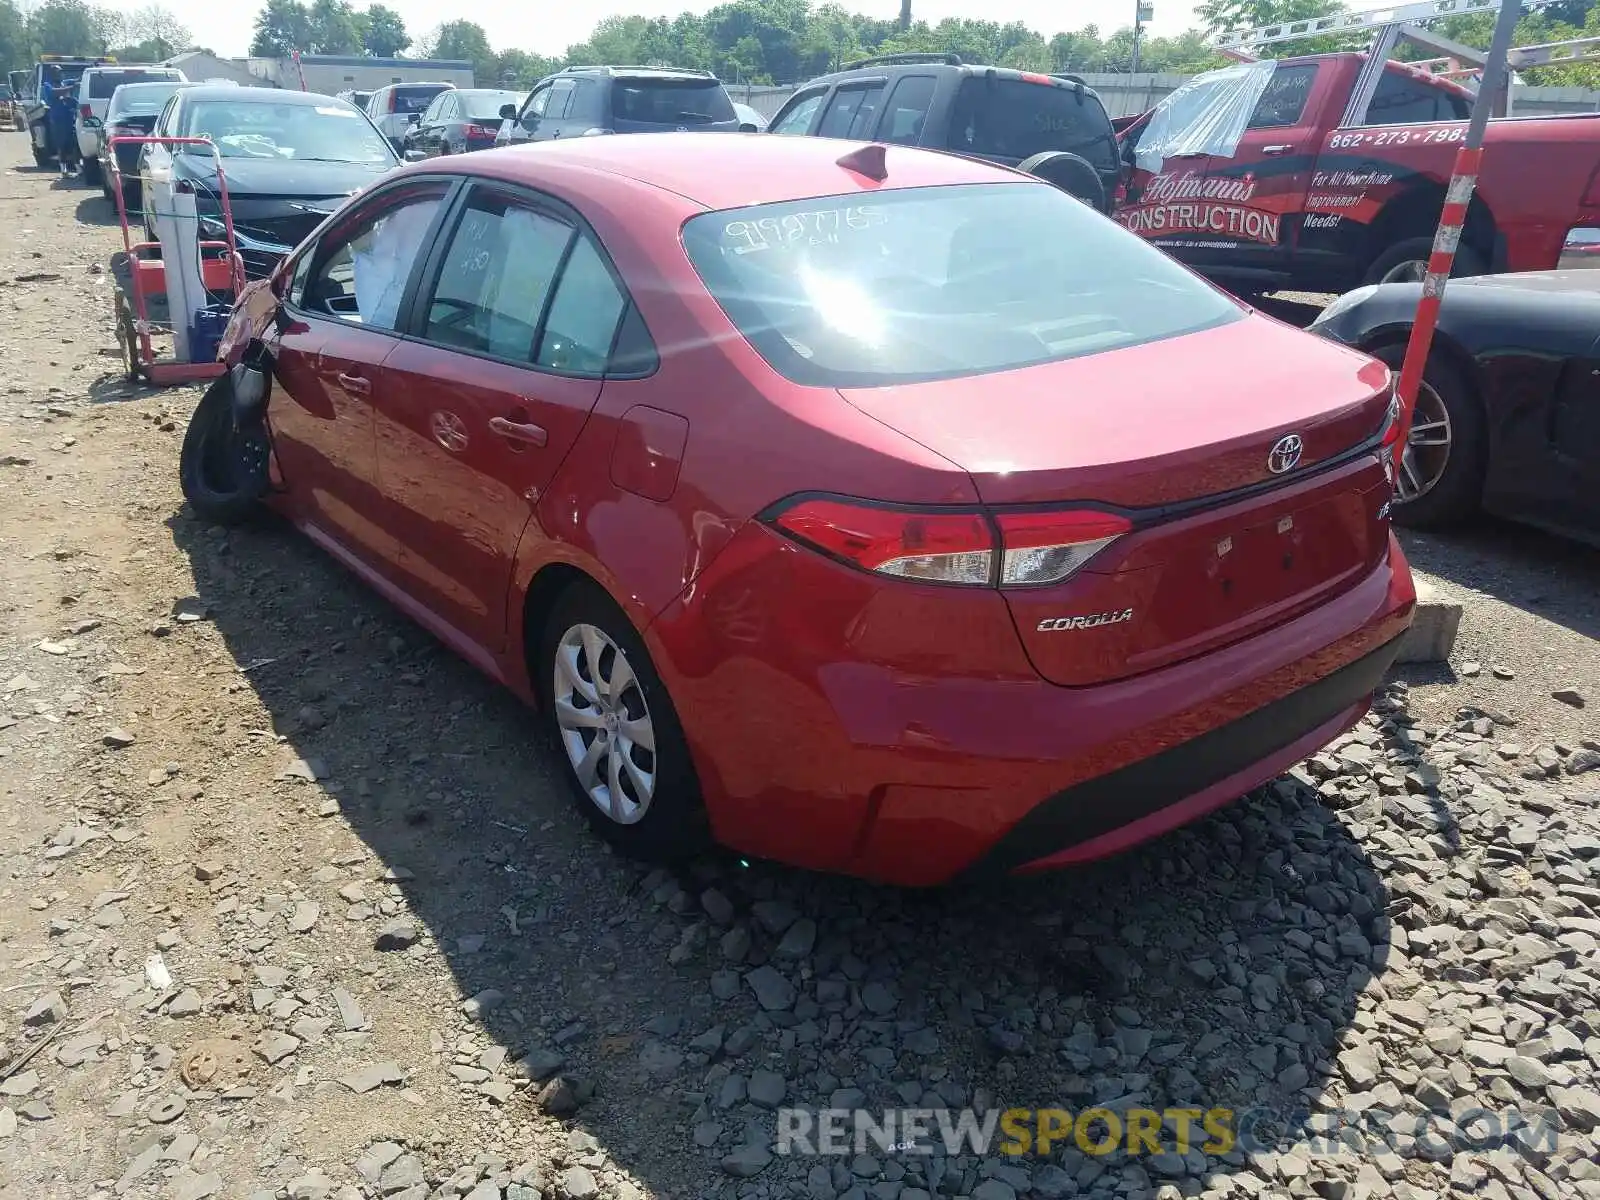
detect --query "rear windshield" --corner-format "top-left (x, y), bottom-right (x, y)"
top-left (461, 90), bottom-right (523, 121)
top-left (948, 78), bottom-right (1118, 169)
top-left (393, 85), bottom-right (450, 113)
top-left (612, 78), bottom-right (735, 125)
top-left (109, 83), bottom-right (186, 117)
top-left (90, 69), bottom-right (182, 98)
top-left (683, 182), bottom-right (1240, 388)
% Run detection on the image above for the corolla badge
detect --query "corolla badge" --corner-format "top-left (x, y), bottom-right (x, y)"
top-left (1037, 609), bottom-right (1134, 632)
top-left (1267, 433), bottom-right (1304, 475)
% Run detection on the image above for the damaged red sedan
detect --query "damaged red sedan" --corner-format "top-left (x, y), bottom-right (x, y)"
top-left (192, 133), bottom-right (1415, 886)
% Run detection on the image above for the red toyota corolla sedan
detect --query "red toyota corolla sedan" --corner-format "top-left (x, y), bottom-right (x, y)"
top-left (194, 133), bottom-right (1415, 886)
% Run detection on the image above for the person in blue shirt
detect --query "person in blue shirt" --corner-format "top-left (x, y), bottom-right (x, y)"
top-left (38, 71), bottom-right (78, 172)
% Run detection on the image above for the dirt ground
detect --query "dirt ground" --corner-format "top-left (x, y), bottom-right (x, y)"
top-left (2, 135), bottom-right (1599, 1200)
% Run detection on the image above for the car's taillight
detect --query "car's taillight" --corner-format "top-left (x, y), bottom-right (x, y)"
top-left (767, 497), bottom-right (1129, 588)
top-left (994, 510), bottom-right (1132, 586)
top-left (80, 103), bottom-right (92, 118)
top-left (1020, 72), bottom-right (1053, 85)
top-left (464, 123), bottom-right (496, 138)
top-left (388, 92), bottom-right (398, 113)
top-left (772, 498), bottom-right (994, 585)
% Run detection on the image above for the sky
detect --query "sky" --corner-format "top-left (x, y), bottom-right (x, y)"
top-left (154, 0), bottom-right (1204, 60)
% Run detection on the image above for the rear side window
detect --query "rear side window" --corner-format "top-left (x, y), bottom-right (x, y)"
top-left (880, 76), bottom-right (936, 144)
top-left (683, 182), bottom-right (1241, 388)
top-left (947, 78), bottom-right (1117, 169)
top-left (537, 237), bottom-right (625, 375)
top-left (393, 85), bottom-right (449, 114)
top-left (90, 70), bottom-right (180, 98)
top-left (1367, 71), bottom-right (1470, 125)
top-left (817, 85), bottom-right (885, 139)
top-left (612, 78), bottom-right (735, 125)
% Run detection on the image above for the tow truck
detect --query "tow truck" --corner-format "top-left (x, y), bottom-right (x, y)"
top-left (1113, 0), bottom-right (1600, 291)
top-left (24, 55), bottom-right (116, 169)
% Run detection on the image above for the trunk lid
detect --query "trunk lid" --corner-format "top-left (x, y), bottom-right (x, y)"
top-left (839, 314), bottom-right (1395, 686)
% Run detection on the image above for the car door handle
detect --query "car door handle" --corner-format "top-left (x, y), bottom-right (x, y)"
top-left (1262, 144), bottom-right (1295, 155)
top-left (336, 371), bottom-right (370, 395)
top-left (489, 416), bottom-right (548, 447)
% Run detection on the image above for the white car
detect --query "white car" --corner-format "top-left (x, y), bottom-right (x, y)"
top-left (76, 64), bottom-right (185, 185)
top-left (363, 82), bottom-right (455, 151)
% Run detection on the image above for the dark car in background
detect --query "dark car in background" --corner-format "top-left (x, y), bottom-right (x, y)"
top-left (1310, 273), bottom-right (1600, 543)
top-left (766, 53), bottom-right (1120, 213)
top-left (496, 65), bottom-right (741, 146)
top-left (402, 87), bottom-right (525, 158)
top-left (90, 79), bottom-right (195, 203)
top-left (139, 86), bottom-right (400, 279)
top-left (364, 82), bottom-right (456, 152)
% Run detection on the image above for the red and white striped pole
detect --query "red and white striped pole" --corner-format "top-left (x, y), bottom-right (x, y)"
top-left (1390, 0), bottom-right (1520, 475)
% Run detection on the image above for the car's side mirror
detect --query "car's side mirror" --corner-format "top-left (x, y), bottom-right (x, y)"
top-left (738, 122), bottom-right (757, 133)
top-left (83, 115), bottom-right (102, 129)
top-left (499, 104), bottom-right (516, 120)
top-left (408, 113), bottom-right (420, 124)
top-left (403, 148), bottom-right (425, 161)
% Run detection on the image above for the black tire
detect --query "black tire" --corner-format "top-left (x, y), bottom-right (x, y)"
top-left (80, 154), bottom-right (101, 186)
top-left (1364, 236), bottom-right (1486, 287)
top-left (1370, 343), bottom-right (1486, 528)
top-left (179, 377), bottom-right (271, 526)
top-left (537, 581), bottom-right (708, 863)
top-left (1017, 150), bottom-right (1108, 214)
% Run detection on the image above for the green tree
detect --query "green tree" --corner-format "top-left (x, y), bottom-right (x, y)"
top-left (306, 0), bottom-right (361, 53)
top-left (0, 0), bottom-right (26, 71)
top-left (361, 2), bottom-right (408, 56)
top-left (129, 3), bottom-right (191, 57)
top-left (428, 19), bottom-right (495, 84)
top-left (250, 0), bottom-right (311, 56)
top-left (26, 0), bottom-right (98, 56)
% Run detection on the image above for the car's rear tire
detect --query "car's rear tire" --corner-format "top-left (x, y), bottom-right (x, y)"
top-left (179, 376), bottom-right (271, 526)
top-left (1364, 236), bottom-right (1486, 286)
top-left (1370, 343), bottom-right (1486, 528)
top-left (537, 581), bottom-right (708, 863)
top-left (80, 154), bottom-right (101, 186)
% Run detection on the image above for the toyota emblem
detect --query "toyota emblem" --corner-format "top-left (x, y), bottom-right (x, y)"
top-left (1267, 433), bottom-right (1304, 475)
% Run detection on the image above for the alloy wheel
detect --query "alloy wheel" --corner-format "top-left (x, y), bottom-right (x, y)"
top-left (552, 623), bottom-right (657, 825)
top-left (1395, 379), bottom-right (1452, 503)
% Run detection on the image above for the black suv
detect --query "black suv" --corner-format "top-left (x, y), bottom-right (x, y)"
top-left (497, 65), bottom-right (746, 146)
top-left (766, 53), bottom-right (1119, 212)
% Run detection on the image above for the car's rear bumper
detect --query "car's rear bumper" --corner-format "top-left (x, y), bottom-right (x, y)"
top-left (649, 526), bottom-right (1415, 887)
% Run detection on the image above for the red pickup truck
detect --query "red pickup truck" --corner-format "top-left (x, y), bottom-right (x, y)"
top-left (1113, 52), bottom-right (1600, 292)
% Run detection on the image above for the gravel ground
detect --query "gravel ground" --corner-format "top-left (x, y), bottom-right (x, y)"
top-left (2, 139), bottom-right (1600, 1200)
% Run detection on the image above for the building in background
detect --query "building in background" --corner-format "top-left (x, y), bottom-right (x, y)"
top-left (245, 55), bottom-right (474, 95)
top-left (160, 51), bottom-right (259, 88)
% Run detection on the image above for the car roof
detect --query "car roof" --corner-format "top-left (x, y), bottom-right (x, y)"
top-left (111, 80), bottom-right (192, 94)
top-left (800, 59), bottom-right (1100, 99)
top-left (424, 130), bottom-right (1029, 211)
top-left (177, 86), bottom-right (353, 105)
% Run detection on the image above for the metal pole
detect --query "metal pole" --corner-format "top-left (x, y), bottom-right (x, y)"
top-left (1389, 0), bottom-right (1519, 483)
top-left (1132, 0), bottom-right (1143, 73)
